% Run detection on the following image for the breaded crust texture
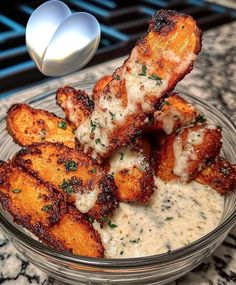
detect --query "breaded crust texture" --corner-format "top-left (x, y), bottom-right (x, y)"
top-left (76, 10), bottom-right (202, 160)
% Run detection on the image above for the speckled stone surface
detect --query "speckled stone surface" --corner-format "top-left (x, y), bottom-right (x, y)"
top-left (0, 20), bottom-right (235, 285)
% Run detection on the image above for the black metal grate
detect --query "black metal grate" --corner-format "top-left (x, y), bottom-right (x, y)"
top-left (0, 0), bottom-right (235, 96)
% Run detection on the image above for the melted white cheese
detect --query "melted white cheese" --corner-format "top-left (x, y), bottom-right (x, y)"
top-left (75, 188), bottom-right (99, 213)
top-left (94, 177), bottom-right (224, 258)
top-left (173, 128), bottom-right (205, 181)
top-left (109, 146), bottom-right (146, 173)
top-left (76, 49), bottom-right (197, 157)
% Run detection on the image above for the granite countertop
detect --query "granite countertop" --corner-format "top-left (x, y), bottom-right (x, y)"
top-left (0, 18), bottom-right (236, 285)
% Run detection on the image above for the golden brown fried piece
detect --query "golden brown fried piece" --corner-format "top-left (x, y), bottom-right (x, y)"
top-left (56, 86), bottom-right (94, 127)
top-left (106, 137), bottom-right (154, 203)
top-left (7, 104), bottom-right (75, 148)
top-left (196, 157), bottom-right (236, 195)
top-left (156, 124), bottom-right (222, 182)
top-left (76, 10), bottom-right (202, 160)
top-left (14, 142), bottom-right (118, 221)
top-left (146, 93), bottom-right (198, 134)
top-left (93, 75), bottom-right (112, 102)
top-left (0, 162), bottom-right (104, 257)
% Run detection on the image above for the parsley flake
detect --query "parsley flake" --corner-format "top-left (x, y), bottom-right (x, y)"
top-left (195, 113), bottom-right (206, 124)
top-left (41, 204), bottom-right (53, 212)
top-left (95, 138), bottom-right (101, 144)
top-left (58, 121), bottom-right (67, 130)
top-left (90, 120), bottom-right (97, 133)
top-left (163, 100), bottom-right (170, 106)
top-left (148, 74), bottom-right (162, 85)
top-left (91, 168), bottom-right (97, 174)
top-left (119, 152), bottom-right (124, 160)
top-left (64, 161), bottom-right (78, 171)
top-left (59, 179), bottom-right (74, 195)
top-left (139, 65), bottom-right (147, 76)
top-left (12, 188), bottom-right (21, 194)
top-left (108, 220), bottom-right (117, 229)
top-left (109, 111), bottom-right (116, 120)
top-left (115, 75), bottom-right (120, 80)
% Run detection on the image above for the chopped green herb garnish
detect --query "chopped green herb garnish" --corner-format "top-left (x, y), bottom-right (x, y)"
top-left (119, 152), bottom-right (124, 160)
top-left (12, 188), bottom-right (21, 194)
top-left (95, 138), bottom-right (101, 144)
top-left (108, 220), bottom-right (117, 229)
top-left (148, 74), bottom-right (162, 85)
top-left (165, 217), bottom-right (173, 221)
top-left (163, 100), bottom-right (170, 106)
top-left (100, 216), bottom-right (108, 223)
top-left (90, 120), bottom-right (97, 133)
top-left (64, 161), bottom-right (78, 171)
top-left (87, 216), bottom-right (94, 223)
top-left (139, 65), bottom-right (147, 76)
top-left (58, 121), bottom-right (67, 130)
top-left (109, 111), bottom-right (116, 120)
top-left (120, 251), bottom-right (124, 255)
top-left (41, 204), bottom-right (53, 212)
top-left (91, 168), bottom-right (97, 174)
top-left (195, 113), bottom-right (206, 124)
top-left (115, 75), bottom-right (120, 80)
top-left (59, 179), bottom-right (74, 195)
top-left (130, 238), bottom-right (140, 243)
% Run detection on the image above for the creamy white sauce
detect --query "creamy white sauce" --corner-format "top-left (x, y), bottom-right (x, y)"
top-left (94, 177), bottom-right (224, 258)
top-left (109, 146), bottom-right (147, 174)
top-left (76, 48), bottom-right (197, 157)
top-left (173, 127), bottom-right (205, 181)
top-left (75, 188), bottom-right (99, 213)
top-left (155, 109), bottom-right (183, 135)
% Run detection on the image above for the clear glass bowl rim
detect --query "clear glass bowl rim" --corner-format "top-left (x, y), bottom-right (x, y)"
top-left (0, 90), bottom-right (235, 269)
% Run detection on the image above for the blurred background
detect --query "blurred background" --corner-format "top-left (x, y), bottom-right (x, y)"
top-left (0, 0), bottom-right (235, 97)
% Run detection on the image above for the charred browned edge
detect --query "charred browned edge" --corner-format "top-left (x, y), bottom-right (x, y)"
top-left (90, 11), bottom-right (202, 160)
top-left (14, 142), bottom-right (119, 220)
top-left (40, 206), bottom-right (104, 257)
top-left (0, 161), bottom-right (65, 234)
top-left (6, 103), bottom-right (74, 146)
top-left (56, 86), bottom-right (95, 112)
top-left (197, 156), bottom-right (236, 195)
top-left (0, 160), bottom-right (104, 256)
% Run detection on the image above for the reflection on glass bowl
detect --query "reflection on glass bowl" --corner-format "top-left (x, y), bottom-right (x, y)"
top-left (0, 86), bottom-right (235, 285)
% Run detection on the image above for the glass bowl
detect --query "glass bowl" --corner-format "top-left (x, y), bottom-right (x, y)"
top-left (0, 85), bottom-right (235, 285)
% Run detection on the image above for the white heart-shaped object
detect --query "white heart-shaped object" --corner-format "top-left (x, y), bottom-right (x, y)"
top-left (26, 0), bottom-right (100, 76)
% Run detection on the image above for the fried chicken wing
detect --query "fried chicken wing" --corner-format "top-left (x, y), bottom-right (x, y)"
top-left (156, 124), bottom-right (222, 182)
top-left (56, 86), bottom-right (94, 126)
top-left (7, 104), bottom-right (75, 148)
top-left (0, 162), bottom-right (104, 257)
top-left (196, 157), bottom-right (236, 195)
top-left (14, 142), bottom-right (118, 221)
top-left (76, 10), bottom-right (202, 160)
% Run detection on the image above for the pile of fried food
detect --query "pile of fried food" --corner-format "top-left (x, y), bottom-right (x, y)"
top-left (0, 10), bottom-right (235, 258)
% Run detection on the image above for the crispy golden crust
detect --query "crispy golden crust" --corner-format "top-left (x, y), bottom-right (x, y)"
top-left (7, 104), bottom-right (76, 148)
top-left (93, 75), bottom-right (112, 102)
top-left (48, 206), bottom-right (104, 257)
top-left (56, 86), bottom-right (94, 127)
top-left (196, 157), bottom-right (236, 195)
top-left (0, 162), bottom-right (104, 257)
top-left (76, 10), bottom-right (202, 160)
top-left (146, 93), bottom-right (198, 133)
top-left (14, 142), bottom-right (118, 221)
top-left (106, 137), bottom-right (154, 203)
top-left (156, 125), bottom-right (222, 182)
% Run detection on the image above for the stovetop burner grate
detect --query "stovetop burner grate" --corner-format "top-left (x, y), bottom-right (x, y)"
top-left (0, 0), bottom-right (235, 96)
